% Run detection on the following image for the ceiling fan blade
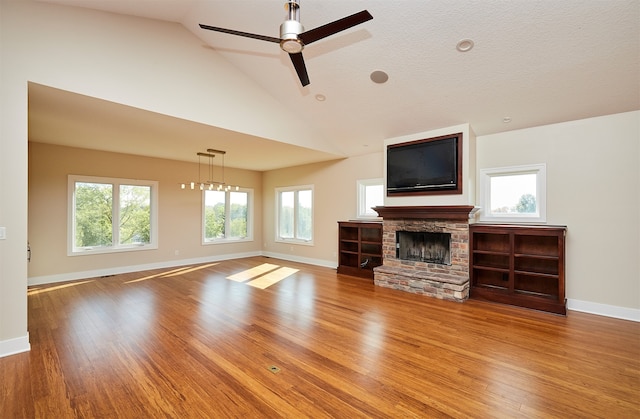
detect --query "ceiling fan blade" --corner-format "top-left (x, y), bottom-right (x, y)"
top-left (199, 24), bottom-right (281, 44)
top-left (298, 10), bottom-right (373, 45)
top-left (288, 53), bottom-right (310, 86)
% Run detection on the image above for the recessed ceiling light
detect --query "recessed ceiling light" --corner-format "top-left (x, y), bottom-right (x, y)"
top-left (503, 117), bottom-right (512, 123)
top-left (456, 39), bottom-right (474, 52)
top-left (315, 94), bottom-right (326, 102)
top-left (370, 70), bottom-right (389, 84)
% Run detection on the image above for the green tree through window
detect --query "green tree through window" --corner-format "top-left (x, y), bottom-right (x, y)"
top-left (515, 193), bottom-right (537, 214)
top-left (276, 186), bottom-right (313, 242)
top-left (479, 164), bottom-right (546, 223)
top-left (119, 185), bottom-right (151, 244)
top-left (229, 192), bottom-right (248, 238)
top-left (204, 189), bottom-right (250, 242)
top-left (296, 189), bottom-right (312, 241)
top-left (70, 176), bottom-right (157, 253)
top-left (74, 182), bottom-right (113, 247)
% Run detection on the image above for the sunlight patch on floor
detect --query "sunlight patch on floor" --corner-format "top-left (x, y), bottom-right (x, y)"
top-left (247, 267), bottom-right (299, 289)
top-left (226, 263), bottom-right (279, 282)
top-left (28, 280), bottom-right (96, 296)
top-left (226, 263), bottom-right (299, 289)
top-left (125, 263), bottom-right (219, 284)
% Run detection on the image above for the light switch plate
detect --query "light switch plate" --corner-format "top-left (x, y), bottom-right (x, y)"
top-left (0, 227), bottom-right (5, 240)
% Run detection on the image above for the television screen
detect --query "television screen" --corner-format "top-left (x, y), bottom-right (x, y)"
top-left (387, 134), bottom-right (460, 195)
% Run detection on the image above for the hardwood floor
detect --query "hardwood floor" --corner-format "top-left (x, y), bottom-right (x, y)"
top-left (2, 256), bottom-right (639, 418)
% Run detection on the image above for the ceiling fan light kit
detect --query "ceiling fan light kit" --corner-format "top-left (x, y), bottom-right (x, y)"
top-left (280, 20), bottom-right (304, 53)
top-left (199, 0), bottom-right (373, 87)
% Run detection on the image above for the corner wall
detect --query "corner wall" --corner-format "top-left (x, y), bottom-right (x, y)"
top-left (262, 153), bottom-right (384, 266)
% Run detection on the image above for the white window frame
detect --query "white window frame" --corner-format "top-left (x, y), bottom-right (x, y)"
top-left (202, 188), bottom-right (254, 244)
top-left (356, 178), bottom-right (384, 219)
top-left (275, 185), bottom-right (314, 245)
top-left (68, 175), bottom-right (158, 256)
top-left (479, 163), bottom-right (547, 223)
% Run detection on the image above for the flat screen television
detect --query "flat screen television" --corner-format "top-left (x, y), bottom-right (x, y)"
top-left (386, 133), bottom-right (462, 195)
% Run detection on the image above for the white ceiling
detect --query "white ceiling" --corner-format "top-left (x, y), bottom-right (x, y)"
top-left (30, 0), bottom-right (640, 171)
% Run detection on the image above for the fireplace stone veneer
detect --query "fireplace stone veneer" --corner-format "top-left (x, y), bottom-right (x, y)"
top-left (372, 206), bottom-right (474, 302)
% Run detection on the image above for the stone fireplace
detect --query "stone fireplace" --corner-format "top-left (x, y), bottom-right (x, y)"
top-left (373, 206), bottom-right (475, 302)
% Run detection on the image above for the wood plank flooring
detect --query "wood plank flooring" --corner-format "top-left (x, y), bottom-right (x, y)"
top-left (2, 256), bottom-right (639, 418)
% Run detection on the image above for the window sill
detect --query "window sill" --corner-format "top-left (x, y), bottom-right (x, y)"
top-left (478, 215), bottom-right (546, 224)
top-left (203, 237), bottom-right (253, 245)
top-left (68, 244), bottom-right (157, 256)
top-left (275, 238), bottom-right (314, 246)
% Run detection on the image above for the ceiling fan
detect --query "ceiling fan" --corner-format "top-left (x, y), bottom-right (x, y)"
top-left (199, 0), bottom-right (373, 87)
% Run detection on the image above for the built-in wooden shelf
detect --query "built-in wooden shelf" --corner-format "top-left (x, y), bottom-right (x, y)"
top-left (337, 221), bottom-right (383, 279)
top-left (470, 224), bottom-right (567, 315)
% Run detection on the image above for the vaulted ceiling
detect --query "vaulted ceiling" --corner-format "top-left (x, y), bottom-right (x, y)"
top-left (29, 0), bottom-right (640, 171)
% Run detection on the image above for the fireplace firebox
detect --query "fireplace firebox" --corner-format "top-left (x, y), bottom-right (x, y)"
top-left (396, 231), bottom-right (451, 265)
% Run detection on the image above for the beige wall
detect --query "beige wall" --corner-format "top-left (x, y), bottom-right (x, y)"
top-left (1, 1), bottom-right (30, 353)
top-left (476, 111), bottom-right (640, 314)
top-left (28, 143), bottom-right (263, 283)
top-left (262, 153), bottom-right (384, 266)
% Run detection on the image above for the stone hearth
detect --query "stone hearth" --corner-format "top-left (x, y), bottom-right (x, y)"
top-left (373, 206), bottom-right (474, 302)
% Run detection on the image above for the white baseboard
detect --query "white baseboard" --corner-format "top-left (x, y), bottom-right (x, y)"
top-left (567, 299), bottom-right (640, 322)
top-left (27, 251), bottom-right (262, 286)
top-left (0, 333), bottom-right (30, 358)
top-left (261, 251), bottom-right (336, 269)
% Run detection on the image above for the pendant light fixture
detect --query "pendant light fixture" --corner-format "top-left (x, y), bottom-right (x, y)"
top-left (181, 149), bottom-right (239, 191)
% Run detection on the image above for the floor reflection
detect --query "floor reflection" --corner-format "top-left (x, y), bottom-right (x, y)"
top-left (359, 312), bottom-right (386, 372)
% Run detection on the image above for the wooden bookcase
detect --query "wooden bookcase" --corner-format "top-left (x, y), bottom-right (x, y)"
top-left (470, 224), bottom-right (567, 314)
top-left (337, 221), bottom-right (383, 279)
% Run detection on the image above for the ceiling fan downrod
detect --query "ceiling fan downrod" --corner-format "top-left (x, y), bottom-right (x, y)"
top-left (280, 0), bottom-right (304, 53)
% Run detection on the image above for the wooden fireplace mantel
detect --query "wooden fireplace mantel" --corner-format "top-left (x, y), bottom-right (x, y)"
top-left (372, 205), bottom-right (476, 221)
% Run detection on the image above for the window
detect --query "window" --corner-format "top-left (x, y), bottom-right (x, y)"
top-left (203, 188), bottom-right (252, 243)
top-left (357, 178), bottom-right (384, 218)
top-left (68, 175), bottom-right (158, 255)
top-left (479, 164), bottom-right (546, 223)
top-left (276, 185), bottom-right (313, 244)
